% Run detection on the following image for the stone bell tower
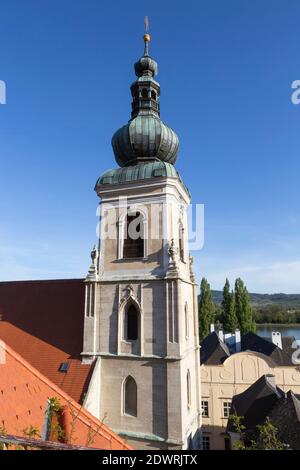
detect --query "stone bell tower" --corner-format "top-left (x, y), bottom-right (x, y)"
top-left (82, 28), bottom-right (201, 450)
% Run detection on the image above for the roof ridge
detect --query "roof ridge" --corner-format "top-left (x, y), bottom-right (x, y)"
top-left (212, 331), bottom-right (230, 353)
top-left (242, 331), bottom-right (293, 365)
top-left (0, 278), bottom-right (84, 286)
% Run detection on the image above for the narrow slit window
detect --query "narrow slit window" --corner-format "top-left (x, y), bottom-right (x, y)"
top-left (85, 284), bottom-right (95, 317)
top-left (179, 225), bottom-right (185, 262)
top-left (85, 285), bottom-right (90, 317)
top-left (185, 303), bottom-right (189, 338)
top-left (90, 283), bottom-right (95, 317)
top-left (187, 370), bottom-right (191, 408)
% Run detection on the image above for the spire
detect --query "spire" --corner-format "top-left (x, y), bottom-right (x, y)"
top-left (111, 21), bottom-right (179, 168)
top-left (131, 19), bottom-right (158, 117)
top-left (143, 15), bottom-right (150, 56)
top-left (134, 17), bottom-right (157, 78)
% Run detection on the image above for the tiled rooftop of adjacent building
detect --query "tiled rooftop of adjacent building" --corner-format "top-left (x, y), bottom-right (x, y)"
top-left (0, 279), bottom-right (90, 403)
top-left (0, 340), bottom-right (131, 450)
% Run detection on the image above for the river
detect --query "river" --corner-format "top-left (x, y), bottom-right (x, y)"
top-left (256, 324), bottom-right (300, 341)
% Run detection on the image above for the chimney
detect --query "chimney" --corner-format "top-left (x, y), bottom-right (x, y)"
top-left (218, 329), bottom-right (224, 342)
top-left (210, 324), bottom-right (215, 333)
top-left (272, 331), bottom-right (282, 350)
top-left (235, 329), bottom-right (241, 353)
top-left (265, 374), bottom-right (276, 389)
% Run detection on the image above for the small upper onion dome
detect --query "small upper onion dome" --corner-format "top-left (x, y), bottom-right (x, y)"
top-left (134, 55), bottom-right (158, 77)
top-left (134, 31), bottom-right (158, 77)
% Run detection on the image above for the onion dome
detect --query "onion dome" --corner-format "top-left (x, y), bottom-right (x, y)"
top-left (95, 161), bottom-right (190, 194)
top-left (97, 161), bottom-right (178, 185)
top-left (134, 56), bottom-right (157, 77)
top-left (112, 115), bottom-right (179, 167)
top-left (134, 48), bottom-right (157, 78)
top-left (111, 28), bottom-right (179, 167)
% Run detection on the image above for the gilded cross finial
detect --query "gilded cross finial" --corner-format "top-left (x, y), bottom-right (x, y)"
top-left (145, 16), bottom-right (149, 34)
top-left (143, 16), bottom-right (150, 56)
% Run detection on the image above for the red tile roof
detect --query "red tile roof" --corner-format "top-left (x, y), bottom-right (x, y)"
top-left (0, 341), bottom-right (132, 449)
top-left (0, 279), bottom-right (90, 403)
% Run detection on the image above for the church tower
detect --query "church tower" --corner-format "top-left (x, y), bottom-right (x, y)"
top-left (82, 28), bottom-right (201, 450)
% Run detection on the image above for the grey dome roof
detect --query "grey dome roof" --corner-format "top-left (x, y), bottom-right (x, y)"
top-left (134, 55), bottom-right (158, 77)
top-left (111, 114), bottom-right (179, 167)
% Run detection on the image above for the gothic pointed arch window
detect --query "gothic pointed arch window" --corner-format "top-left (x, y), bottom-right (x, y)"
top-left (125, 303), bottom-right (139, 341)
top-left (123, 376), bottom-right (137, 417)
top-left (187, 370), bottom-right (191, 408)
top-left (123, 212), bottom-right (144, 259)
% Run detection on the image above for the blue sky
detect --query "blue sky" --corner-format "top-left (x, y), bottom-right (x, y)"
top-left (0, 0), bottom-right (299, 293)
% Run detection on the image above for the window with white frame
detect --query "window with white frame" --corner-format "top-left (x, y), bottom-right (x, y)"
top-left (201, 400), bottom-right (209, 418)
top-left (223, 401), bottom-right (232, 418)
top-left (202, 435), bottom-right (210, 450)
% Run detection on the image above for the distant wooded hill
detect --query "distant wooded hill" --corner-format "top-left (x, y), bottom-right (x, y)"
top-left (211, 291), bottom-right (300, 309)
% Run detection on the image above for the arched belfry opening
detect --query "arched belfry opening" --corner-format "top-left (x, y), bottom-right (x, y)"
top-left (123, 376), bottom-right (137, 417)
top-left (123, 212), bottom-right (144, 259)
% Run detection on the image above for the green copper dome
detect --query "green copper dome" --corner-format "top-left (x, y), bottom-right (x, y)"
top-left (96, 161), bottom-right (185, 188)
top-left (96, 161), bottom-right (190, 196)
top-left (96, 32), bottom-right (185, 193)
top-left (111, 35), bottom-right (179, 167)
top-left (112, 114), bottom-right (179, 167)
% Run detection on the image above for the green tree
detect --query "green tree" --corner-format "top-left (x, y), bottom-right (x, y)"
top-left (230, 415), bottom-right (284, 450)
top-left (198, 278), bottom-right (214, 341)
top-left (221, 278), bottom-right (231, 322)
top-left (235, 278), bottom-right (256, 335)
top-left (228, 290), bottom-right (238, 333)
top-left (255, 417), bottom-right (284, 450)
top-left (222, 279), bottom-right (238, 333)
